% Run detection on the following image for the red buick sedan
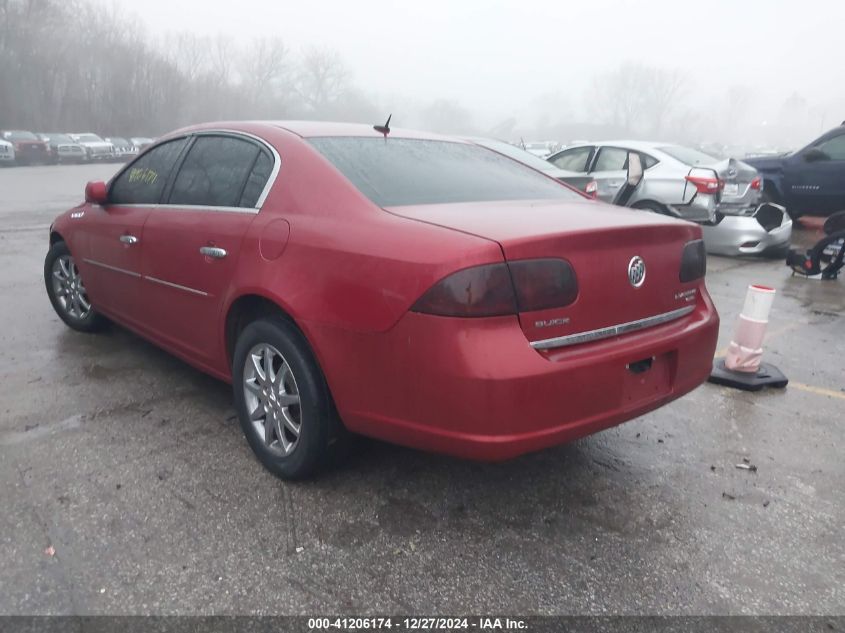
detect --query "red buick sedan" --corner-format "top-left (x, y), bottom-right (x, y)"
top-left (45, 121), bottom-right (719, 479)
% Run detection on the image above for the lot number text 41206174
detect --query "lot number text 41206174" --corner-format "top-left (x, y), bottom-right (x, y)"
top-left (306, 617), bottom-right (528, 630)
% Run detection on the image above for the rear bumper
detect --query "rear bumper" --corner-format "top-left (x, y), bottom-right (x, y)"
top-left (702, 209), bottom-right (792, 256)
top-left (307, 289), bottom-right (719, 461)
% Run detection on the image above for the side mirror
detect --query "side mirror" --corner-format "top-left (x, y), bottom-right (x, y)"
top-left (85, 181), bottom-right (108, 205)
top-left (803, 147), bottom-right (829, 162)
top-left (626, 152), bottom-right (644, 186)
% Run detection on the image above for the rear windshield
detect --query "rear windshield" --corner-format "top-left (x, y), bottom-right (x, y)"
top-left (659, 145), bottom-right (717, 166)
top-left (474, 139), bottom-right (557, 172)
top-left (76, 133), bottom-right (103, 143)
top-left (309, 137), bottom-right (581, 207)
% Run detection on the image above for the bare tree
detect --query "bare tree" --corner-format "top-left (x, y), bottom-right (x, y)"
top-left (295, 47), bottom-right (349, 115)
top-left (239, 37), bottom-right (290, 114)
top-left (419, 99), bottom-right (475, 135)
top-left (588, 63), bottom-right (686, 137)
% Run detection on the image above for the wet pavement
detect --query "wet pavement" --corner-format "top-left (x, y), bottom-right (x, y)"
top-left (0, 165), bottom-right (842, 615)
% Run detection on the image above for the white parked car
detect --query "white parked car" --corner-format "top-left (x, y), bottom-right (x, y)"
top-left (129, 137), bottom-right (155, 150)
top-left (68, 133), bottom-right (115, 161)
top-left (38, 133), bottom-right (86, 163)
top-left (105, 137), bottom-right (140, 161)
top-left (0, 139), bottom-right (15, 165)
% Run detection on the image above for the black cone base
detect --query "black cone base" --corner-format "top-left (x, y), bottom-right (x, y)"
top-left (708, 359), bottom-right (788, 392)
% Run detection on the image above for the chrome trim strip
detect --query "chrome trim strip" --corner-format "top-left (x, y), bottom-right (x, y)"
top-left (82, 258), bottom-right (141, 278)
top-left (115, 203), bottom-right (259, 215)
top-left (530, 305), bottom-right (695, 350)
top-left (144, 275), bottom-right (209, 297)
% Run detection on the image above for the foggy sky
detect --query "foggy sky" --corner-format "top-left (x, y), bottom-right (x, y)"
top-left (95, 0), bottom-right (844, 132)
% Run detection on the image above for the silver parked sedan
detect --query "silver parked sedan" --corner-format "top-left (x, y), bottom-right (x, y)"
top-left (547, 141), bottom-right (792, 256)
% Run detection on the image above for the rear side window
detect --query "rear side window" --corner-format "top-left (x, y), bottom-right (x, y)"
top-left (641, 153), bottom-right (659, 169)
top-left (169, 136), bottom-right (262, 208)
top-left (309, 137), bottom-right (581, 206)
top-left (548, 146), bottom-right (592, 172)
top-left (109, 138), bottom-right (187, 205)
top-left (239, 150), bottom-right (274, 207)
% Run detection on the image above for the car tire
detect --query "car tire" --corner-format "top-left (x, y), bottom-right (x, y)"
top-left (232, 316), bottom-right (347, 480)
top-left (44, 241), bottom-right (108, 333)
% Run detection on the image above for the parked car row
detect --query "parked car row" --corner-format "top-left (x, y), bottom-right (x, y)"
top-left (0, 130), bottom-right (154, 166)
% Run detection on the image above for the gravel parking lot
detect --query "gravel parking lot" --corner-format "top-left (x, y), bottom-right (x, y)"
top-left (0, 164), bottom-right (842, 615)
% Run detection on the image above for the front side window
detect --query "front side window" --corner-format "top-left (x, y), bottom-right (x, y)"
top-left (592, 147), bottom-right (629, 172)
top-left (168, 136), bottom-right (262, 208)
top-left (310, 137), bottom-right (581, 207)
top-left (109, 138), bottom-right (187, 205)
top-left (816, 134), bottom-right (845, 160)
top-left (548, 146), bottom-right (592, 172)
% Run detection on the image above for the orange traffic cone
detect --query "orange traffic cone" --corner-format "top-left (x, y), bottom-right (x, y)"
top-left (709, 284), bottom-right (788, 391)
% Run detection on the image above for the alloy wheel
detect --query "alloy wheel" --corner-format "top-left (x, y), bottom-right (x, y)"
top-left (51, 254), bottom-right (92, 320)
top-left (243, 343), bottom-right (302, 455)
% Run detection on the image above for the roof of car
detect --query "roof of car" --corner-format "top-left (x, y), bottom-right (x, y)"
top-left (173, 120), bottom-right (464, 142)
top-left (563, 140), bottom-right (680, 153)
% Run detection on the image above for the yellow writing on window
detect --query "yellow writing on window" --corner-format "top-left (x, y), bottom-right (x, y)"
top-left (128, 167), bottom-right (158, 185)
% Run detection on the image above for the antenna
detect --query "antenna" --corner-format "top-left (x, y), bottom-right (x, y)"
top-left (374, 114), bottom-right (392, 137)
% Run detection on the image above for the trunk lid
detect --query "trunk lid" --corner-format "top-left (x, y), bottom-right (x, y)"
top-left (709, 157), bottom-right (759, 204)
top-left (387, 199), bottom-right (702, 344)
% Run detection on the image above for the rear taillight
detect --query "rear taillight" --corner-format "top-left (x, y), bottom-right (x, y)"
top-left (750, 176), bottom-right (762, 190)
top-left (584, 180), bottom-right (598, 199)
top-left (680, 239), bottom-right (706, 282)
top-left (411, 263), bottom-right (517, 317)
top-left (412, 259), bottom-right (578, 317)
top-left (508, 259), bottom-right (578, 311)
top-left (685, 175), bottom-right (722, 194)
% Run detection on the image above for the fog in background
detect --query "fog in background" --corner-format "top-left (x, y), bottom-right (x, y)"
top-left (2, 0), bottom-right (844, 153)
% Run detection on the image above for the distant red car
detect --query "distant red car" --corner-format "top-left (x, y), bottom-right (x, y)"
top-left (45, 121), bottom-right (719, 479)
top-left (2, 130), bottom-right (50, 164)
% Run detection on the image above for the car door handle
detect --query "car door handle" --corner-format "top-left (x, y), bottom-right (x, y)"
top-left (200, 246), bottom-right (227, 259)
top-left (119, 234), bottom-right (138, 245)
top-left (606, 181), bottom-right (624, 188)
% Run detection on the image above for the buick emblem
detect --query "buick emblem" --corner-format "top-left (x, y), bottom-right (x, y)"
top-left (628, 256), bottom-right (646, 287)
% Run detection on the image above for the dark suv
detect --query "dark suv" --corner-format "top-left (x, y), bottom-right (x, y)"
top-left (745, 124), bottom-right (845, 218)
